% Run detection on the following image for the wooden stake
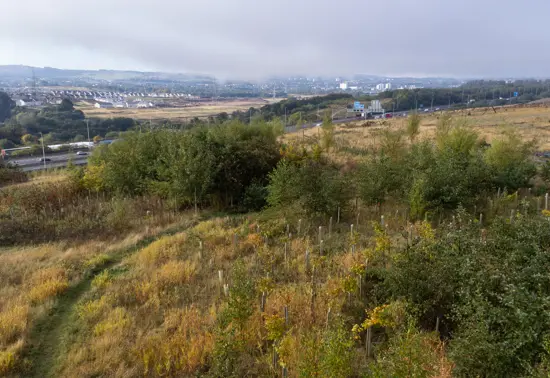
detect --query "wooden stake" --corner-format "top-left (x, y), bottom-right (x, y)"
top-left (337, 206), bottom-right (340, 224)
top-left (298, 219), bottom-right (302, 236)
top-left (329, 217), bottom-right (333, 237)
top-left (366, 327), bottom-right (372, 358)
top-left (318, 226), bottom-right (323, 243)
top-left (435, 317), bottom-right (440, 333)
top-left (284, 306), bottom-right (289, 326)
top-left (320, 240), bottom-right (324, 256)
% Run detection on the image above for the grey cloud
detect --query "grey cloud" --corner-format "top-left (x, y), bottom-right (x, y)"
top-left (0, 0), bottom-right (549, 79)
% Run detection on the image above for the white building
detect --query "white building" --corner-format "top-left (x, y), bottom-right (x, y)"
top-left (339, 82), bottom-right (348, 90)
top-left (95, 102), bottom-right (113, 109)
top-left (376, 83), bottom-right (392, 91)
top-left (16, 99), bottom-right (43, 107)
top-left (136, 102), bottom-right (154, 108)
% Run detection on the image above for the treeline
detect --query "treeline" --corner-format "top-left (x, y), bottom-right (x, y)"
top-left (75, 115), bottom-right (539, 221)
top-left (75, 120), bottom-right (284, 210)
top-left (378, 81), bottom-right (550, 112)
top-left (0, 94), bottom-right (137, 148)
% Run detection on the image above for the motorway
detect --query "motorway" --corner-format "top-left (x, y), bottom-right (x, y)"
top-left (7, 152), bottom-right (89, 172)
top-left (285, 105), bottom-right (452, 132)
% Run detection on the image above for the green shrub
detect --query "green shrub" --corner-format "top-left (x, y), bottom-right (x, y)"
top-left (267, 158), bottom-right (351, 218)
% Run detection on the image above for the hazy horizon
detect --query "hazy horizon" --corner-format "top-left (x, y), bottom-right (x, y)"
top-left (1, 0), bottom-right (549, 80)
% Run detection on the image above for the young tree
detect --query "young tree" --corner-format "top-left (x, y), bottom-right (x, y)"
top-left (406, 112), bottom-right (421, 142)
top-left (320, 112), bottom-right (335, 152)
top-left (0, 91), bottom-right (15, 123)
top-left (58, 98), bottom-right (74, 112)
top-left (21, 134), bottom-right (37, 145)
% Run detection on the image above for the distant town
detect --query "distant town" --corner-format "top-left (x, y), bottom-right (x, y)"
top-left (0, 65), bottom-right (469, 110)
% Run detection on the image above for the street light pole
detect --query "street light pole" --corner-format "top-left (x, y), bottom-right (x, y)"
top-left (86, 119), bottom-right (91, 143)
top-left (40, 132), bottom-right (46, 170)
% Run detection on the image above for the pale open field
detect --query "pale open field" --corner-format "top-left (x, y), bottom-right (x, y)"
top-left (77, 98), bottom-right (282, 121)
top-left (284, 105), bottom-right (550, 153)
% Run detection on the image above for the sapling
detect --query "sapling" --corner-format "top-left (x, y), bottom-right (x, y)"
top-left (261, 292), bottom-right (266, 312)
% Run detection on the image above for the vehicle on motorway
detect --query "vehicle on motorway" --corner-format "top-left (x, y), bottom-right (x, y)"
top-left (435, 107), bottom-right (440, 111)
top-left (38, 158), bottom-right (52, 162)
top-left (424, 109), bottom-right (430, 112)
top-left (315, 122), bottom-right (322, 127)
top-left (76, 151), bottom-right (88, 156)
top-left (385, 113), bottom-right (393, 118)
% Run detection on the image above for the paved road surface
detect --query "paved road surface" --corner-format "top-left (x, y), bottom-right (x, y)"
top-left (7, 152), bottom-right (89, 172)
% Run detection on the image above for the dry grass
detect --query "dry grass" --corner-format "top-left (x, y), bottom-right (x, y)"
top-left (283, 105), bottom-right (550, 163)
top-left (50, 213), bottom-right (452, 377)
top-left (77, 98), bottom-right (279, 121)
top-left (0, 219), bottom-right (188, 375)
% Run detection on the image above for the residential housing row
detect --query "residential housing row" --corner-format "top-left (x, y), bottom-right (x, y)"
top-left (94, 100), bottom-right (155, 109)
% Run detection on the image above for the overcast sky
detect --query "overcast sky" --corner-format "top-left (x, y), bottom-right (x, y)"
top-left (0, 0), bottom-right (548, 79)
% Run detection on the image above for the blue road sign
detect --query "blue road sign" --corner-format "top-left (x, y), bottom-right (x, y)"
top-left (514, 92), bottom-right (519, 97)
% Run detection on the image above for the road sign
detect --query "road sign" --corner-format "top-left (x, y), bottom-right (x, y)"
top-left (353, 101), bottom-right (364, 110)
top-left (514, 92), bottom-right (519, 97)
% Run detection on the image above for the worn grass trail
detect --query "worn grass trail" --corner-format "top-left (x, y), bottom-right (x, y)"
top-left (21, 219), bottom-right (199, 378)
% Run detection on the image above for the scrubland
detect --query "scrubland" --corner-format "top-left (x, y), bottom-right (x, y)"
top-left (2, 110), bottom-right (550, 377)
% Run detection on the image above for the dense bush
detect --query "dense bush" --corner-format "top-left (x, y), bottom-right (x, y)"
top-left (358, 119), bottom-right (536, 218)
top-left (383, 212), bottom-right (550, 376)
top-left (82, 120), bottom-right (282, 209)
top-left (267, 158), bottom-right (352, 218)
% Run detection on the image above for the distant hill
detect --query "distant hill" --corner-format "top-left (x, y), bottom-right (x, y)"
top-left (0, 65), bottom-right (213, 82)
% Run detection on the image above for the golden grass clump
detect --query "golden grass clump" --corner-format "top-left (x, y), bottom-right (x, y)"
top-left (155, 260), bottom-right (197, 288)
top-left (77, 296), bottom-right (110, 324)
top-left (136, 306), bottom-right (215, 376)
top-left (26, 267), bottom-right (69, 304)
top-left (0, 340), bottom-right (23, 375)
top-left (137, 233), bottom-right (188, 268)
top-left (0, 304), bottom-right (28, 347)
top-left (93, 307), bottom-right (131, 337)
